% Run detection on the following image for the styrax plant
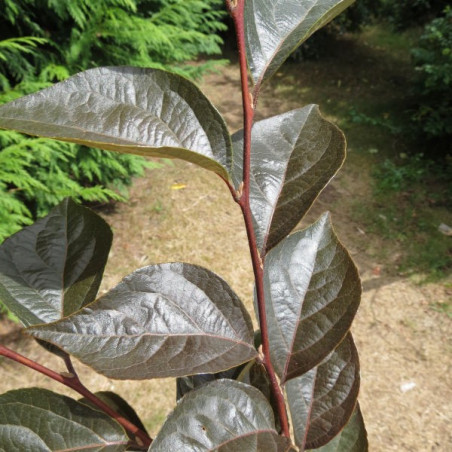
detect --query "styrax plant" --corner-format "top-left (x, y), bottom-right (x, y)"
top-left (0, 0), bottom-right (368, 450)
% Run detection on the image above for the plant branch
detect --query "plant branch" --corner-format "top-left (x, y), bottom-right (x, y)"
top-left (0, 344), bottom-right (152, 449)
top-left (226, 0), bottom-right (253, 194)
top-left (226, 0), bottom-right (291, 438)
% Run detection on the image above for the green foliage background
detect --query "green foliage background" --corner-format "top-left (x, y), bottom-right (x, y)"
top-left (301, 1), bottom-right (452, 157)
top-left (0, 0), bottom-right (226, 243)
top-left (411, 6), bottom-right (452, 142)
top-left (379, 0), bottom-right (449, 30)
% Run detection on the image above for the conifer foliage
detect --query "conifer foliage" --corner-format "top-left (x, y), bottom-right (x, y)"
top-left (0, 0), bottom-right (226, 242)
top-left (0, 1), bottom-right (368, 451)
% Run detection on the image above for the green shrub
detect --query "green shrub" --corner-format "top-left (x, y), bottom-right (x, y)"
top-left (0, 0), bottom-right (227, 79)
top-left (0, 37), bottom-right (47, 89)
top-left (373, 154), bottom-right (433, 193)
top-left (411, 7), bottom-right (452, 142)
top-left (380, 0), bottom-right (449, 30)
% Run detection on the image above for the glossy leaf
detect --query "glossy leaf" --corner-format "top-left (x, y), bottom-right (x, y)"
top-left (28, 263), bottom-right (257, 379)
top-left (79, 391), bottom-right (148, 439)
top-left (0, 198), bottom-right (112, 327)
top-left (232, 106), bottom-right (345, 253)
top-left (175, 332), bottom-right (264, 401)
top-left (150, 380), bottom-right (295, 452)
top-left (308, 404), bottom-right (368, 451)
top-left (245, 0), bottom-right (355, 87)
top-left (263, 213), bottom-right (361, 382)
top-left (0, 66), bottom-right (232, 179)
top-left (286, 334), bottom-right (360, 449)
top-left (0, 388), bottom-right (129, 451)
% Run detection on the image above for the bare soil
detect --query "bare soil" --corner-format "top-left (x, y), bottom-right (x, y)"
top-left (1, 37), bottom-right (451, 451)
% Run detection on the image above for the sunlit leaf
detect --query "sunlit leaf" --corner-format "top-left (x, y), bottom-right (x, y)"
top-left (0, 388), bottom-right (128, 451)
top-left (150, 380), bottom-right (295, 451)
top-left (28, 263), bottom-right (257, 379)
top-left (307, 404), bottom-right (368, 451)
top-left (232, 106), bottom-right (345, 253)
top-left (263, 213), bottom-right (361, 382)
top-left (0, 66), bottom-right (232, 179)
top-left (245, 0), bottom-right (355, 87)
top-left (0, 198), bottom-right (112, 327)
top-left (286, 334), bottom-right (360, 449)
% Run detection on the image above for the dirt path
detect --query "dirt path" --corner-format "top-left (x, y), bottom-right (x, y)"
top-left (1, 62), bottom-right (451, 451)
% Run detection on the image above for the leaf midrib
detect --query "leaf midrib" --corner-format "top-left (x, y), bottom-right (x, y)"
top-left (35, 329), bottom-right (256, 346)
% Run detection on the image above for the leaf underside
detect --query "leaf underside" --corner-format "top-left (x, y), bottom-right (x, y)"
top-left (245, 0), bottom-right (356, 87)
top-left (28, 263), bottom-right (257, 379)
top-left (0, 198), bottom-right (112, 327)
top-left (150, 380), bottom-right (295, 452)
top-left (232, 106), bottom-right (345, 253)
top-left (286, 333), bottom-right (360, 449)
top-left (263, 213), bottom-right (361, 383)
top-left (0, 388), bottom-right (128, 451)
top-left (0, 66), bottom-right (233, 179)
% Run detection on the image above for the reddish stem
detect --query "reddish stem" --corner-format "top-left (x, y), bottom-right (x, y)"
top-left (226, 0), bottom-right (291, 438)
top-left (0, 344), bottom-right (152, 449)
top-left (226, 0), bottom-right (253, 192)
